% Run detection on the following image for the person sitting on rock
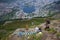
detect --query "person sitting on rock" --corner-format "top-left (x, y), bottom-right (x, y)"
top-left (46, 18), bottom-right (50, 24)
top-left (45, 18), bottom-right (50, 30)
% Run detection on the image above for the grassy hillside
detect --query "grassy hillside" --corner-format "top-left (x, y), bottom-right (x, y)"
top-left (0, 18), bottom-right (45, 40)
top-left (0, 17), bottom-right (56, 40)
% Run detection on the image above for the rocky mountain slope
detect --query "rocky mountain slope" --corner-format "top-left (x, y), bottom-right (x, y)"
top-left (41, 1), bottom-right (60, 17)
top-left (0, 0), bottom-right (60, 21)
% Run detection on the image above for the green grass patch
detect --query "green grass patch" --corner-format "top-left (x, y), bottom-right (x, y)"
top-left (48, 28), bottom-right (57, 34)
top-left (55, 32), bottom-right (60, 40)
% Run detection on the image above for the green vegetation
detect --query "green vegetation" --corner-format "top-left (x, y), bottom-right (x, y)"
top-left (0, 18), bottom-right (45, 40)
top-left (56, 32), bottom-right (60, 39)
top-left (48, 28), bottom-right (57, 34)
